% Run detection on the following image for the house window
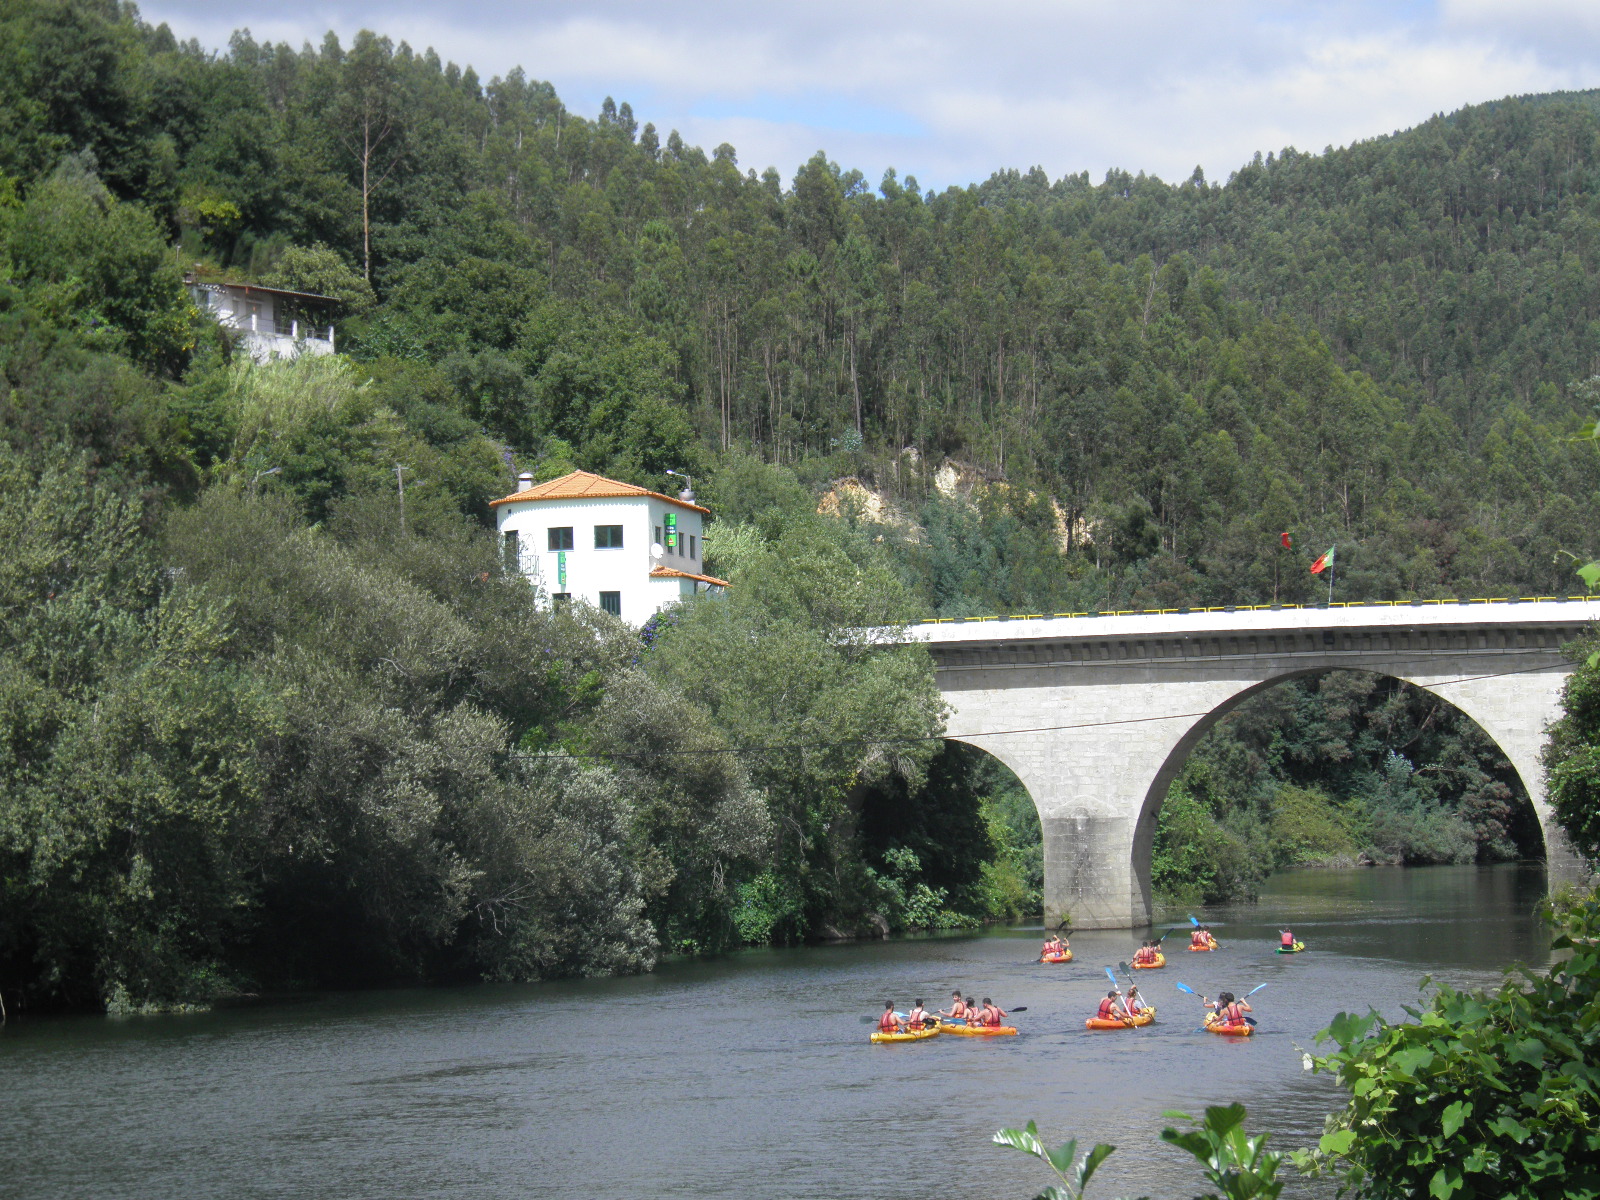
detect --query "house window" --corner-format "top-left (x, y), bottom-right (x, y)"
top-left (552, 592), bottom-right (571, 606)
top-left (599, 591), bottom-right (622, 616)
top-left (654, 525), bottom-right (662, 550)
top-left (594, 525), bottom-right (624, 549)
top-left (503, 530), bottom-right (519, 567)
top-left (548, 526), bottom-right (574, 551)
top-left (689, 534), bottom-right (697, 559)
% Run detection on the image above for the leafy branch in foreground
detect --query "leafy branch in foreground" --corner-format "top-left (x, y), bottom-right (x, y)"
top-left (1294, 889), bottom-right (1600, 1200)
top-left (992, 1103), bottom-right (1284, 1200)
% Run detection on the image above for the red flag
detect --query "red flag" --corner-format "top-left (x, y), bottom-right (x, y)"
top-left (1310, 546), bottom-right (1336, 575)
top-left (1280, 532), bottom-right (1291, 549)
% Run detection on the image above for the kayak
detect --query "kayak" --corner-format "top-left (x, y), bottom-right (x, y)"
top-left (1041, 950), bottom-right (1074, 963)
top-left (939, 1023), bottom-right (1018, 1037)
top-left (1086, 1008), bottom-right (1156, 1029)
top-left (1132, 952), bottom-right (1166, 969)
top-left (871, 1025), bottom-right (940, 1043)
top-left (1204, 1016), bottom-right (1252, 1036)
top-left (1276, 942), bottom-right (1305, 954)
top-left (1188, 940), bottom-right (1219, 952)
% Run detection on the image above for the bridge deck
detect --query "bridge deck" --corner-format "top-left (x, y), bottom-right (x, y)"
top-left (907, 596), bottom-right (1600, 648)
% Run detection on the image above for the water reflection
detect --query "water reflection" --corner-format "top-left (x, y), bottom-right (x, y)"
top-left (0, 864), bottom-right (1551, 1200)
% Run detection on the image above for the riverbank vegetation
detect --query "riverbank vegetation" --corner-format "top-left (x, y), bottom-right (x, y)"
top-left (1151, 670), bottom-right (1540, 905)
top-left (1297, 886), bottom-right (1600, 1198)
top-left (5, 0), bottom-right (1600, 1009)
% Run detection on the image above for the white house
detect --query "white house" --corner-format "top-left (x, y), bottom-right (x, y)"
top-left (188, 279), bottom-right (338, 363)
top-left (491, 469), bottom-right (730, 624)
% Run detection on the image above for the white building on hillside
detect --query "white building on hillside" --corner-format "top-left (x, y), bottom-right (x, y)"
top-left (188, 278), bottom-right (338, 363)
top-left (491, 469), bottom-right (729, 624)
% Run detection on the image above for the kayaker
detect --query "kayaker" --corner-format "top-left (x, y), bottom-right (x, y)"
top-left (1095, 989), bottom-right (1129, 1024)
top-left (976, 997), bottom-right (1007, 1027)
top-left (878, 1001), bottom-right (905, 1034)
top-left (907, 999), bottom-right (929, 1031)
top-left (1201, 990), bottom-right (1251, 1025)
top-left (1280, 928), bottom-right (1295, 948)
top-left (1126, 985), bottom-right (1147, 1015)
top-left (1190, 927), bottom-right (1209, 949)
top-left (963, 996), bottom-right (980, 1025)
top-left (940, 990), bottom-right (970, 1020)
top-left (1134, 940), bottom-right (1158, 965)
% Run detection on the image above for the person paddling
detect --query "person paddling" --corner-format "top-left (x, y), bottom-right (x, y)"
top-left (1095, 989), bottom-right (1131, 1025)
top-left (1190, 926), bottom-right (1209, 950)
top-left (940, 990), bottom-right (970, 1020)
top-left (1202, 990), bottom-right (1251, 1025)
top-left (878, 1001), bottom-right (905, 1034)
top-left (963, 996), bottom-right (981, 1025)
top-left (976, 997), bottom-right (1007, 1027)
top-left (1126, 984), bottom-right (1147, 1015)
top-left (907, 999), bottom-right (929, 1031)
top-left (1134, 940), bottom-right (1158, 966)
top-left (1280, 928), bottom-right (1295, 949)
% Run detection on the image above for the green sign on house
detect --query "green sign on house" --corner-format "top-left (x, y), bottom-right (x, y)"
top-left (557, 550), bottom-right (567, 587)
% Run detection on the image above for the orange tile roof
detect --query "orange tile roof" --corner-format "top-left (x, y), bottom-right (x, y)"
top-left (650, 565), bottom-right (732, 588)
top-left (489, 469), bottom-right (710, 513)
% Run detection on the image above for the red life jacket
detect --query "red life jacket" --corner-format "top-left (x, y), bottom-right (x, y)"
top-left (1281, 931), bottom-right (1294, 946)
top-left (1191, 931), bottom-right (1206, 946)
top-left (1136, 946), bottom-right (1153, 964)
top-left (908, 1009), bottom-right (926, 1030)
top-left (1222, 1003), bottom-right (1244, 1024)
top-left (878, 1011), bottom-right (899, 1032)
top-left (1097, 997), bottom-right (1119, 1019)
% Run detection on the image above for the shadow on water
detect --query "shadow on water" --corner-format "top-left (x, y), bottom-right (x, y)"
top-left (0, 864), bottom-right (1553, 1200)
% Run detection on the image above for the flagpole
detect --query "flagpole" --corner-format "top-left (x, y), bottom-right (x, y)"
top-left (1327, 552), bottom-right (1336, 604)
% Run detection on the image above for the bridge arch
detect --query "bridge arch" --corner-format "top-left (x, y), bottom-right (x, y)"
top-left (1128, 668), bottom-right (1550, 922)
top-left (913, 600), bottom-right (1596, 929)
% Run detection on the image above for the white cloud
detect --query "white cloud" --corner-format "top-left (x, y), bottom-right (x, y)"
top-left (137, 1), bottom-right (1600, 189)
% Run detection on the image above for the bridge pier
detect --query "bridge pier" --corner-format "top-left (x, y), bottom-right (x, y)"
top-left (926, 604), bottom-right (1599, 931)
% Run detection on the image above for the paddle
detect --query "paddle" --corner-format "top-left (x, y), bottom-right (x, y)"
top-left (1155, 925), bottom-right (1182, 944)
top-left (1115, 962), bottom-right (1150, 1024)
top-left (1104, 967), bottom-right (1137, 1024)
top-left (1176, 982), bottom-right (1215, 1031)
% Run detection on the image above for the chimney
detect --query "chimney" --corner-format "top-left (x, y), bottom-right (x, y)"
top-left (518, 472), bottom-right (534, 490)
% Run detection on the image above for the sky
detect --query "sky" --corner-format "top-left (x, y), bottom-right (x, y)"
top-left (137, 0), bottom-right (1600, 191)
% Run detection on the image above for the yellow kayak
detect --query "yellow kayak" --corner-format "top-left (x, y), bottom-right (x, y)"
top-left (1085, 1007), bottom-right (1156, 1029)
top-left (1041, 950), bottom-right (1074, 963)
top-left (939, 1023), bottom-right (1018, 1037)
top-left (1203, 1014), bottom-right (1252, 1036)
top-left (870, 1025), bottom-right (940, 1043)
top-left (1132, 952), bottom-right (1166, 969)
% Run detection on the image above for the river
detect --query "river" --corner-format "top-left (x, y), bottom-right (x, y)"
top-left (0, 863), bottom-right (1552, 1200)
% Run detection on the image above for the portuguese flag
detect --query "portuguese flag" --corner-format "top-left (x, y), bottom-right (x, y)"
top-left (1310, 546), bottom-right (1336, 575)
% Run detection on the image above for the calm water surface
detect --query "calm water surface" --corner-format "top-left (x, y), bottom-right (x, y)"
top-left (1, 864), bottom-right (1552, 1199)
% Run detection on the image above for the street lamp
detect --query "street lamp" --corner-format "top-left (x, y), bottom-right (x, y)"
top-left (665, 469), bottom-right (694, 503)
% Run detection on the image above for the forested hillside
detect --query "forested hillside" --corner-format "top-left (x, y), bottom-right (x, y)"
top-left (0, 0), bottom-right (1589, 1009)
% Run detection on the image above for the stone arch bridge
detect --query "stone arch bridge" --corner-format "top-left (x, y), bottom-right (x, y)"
top-left (905, 599), bottom-right (1599, 929)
